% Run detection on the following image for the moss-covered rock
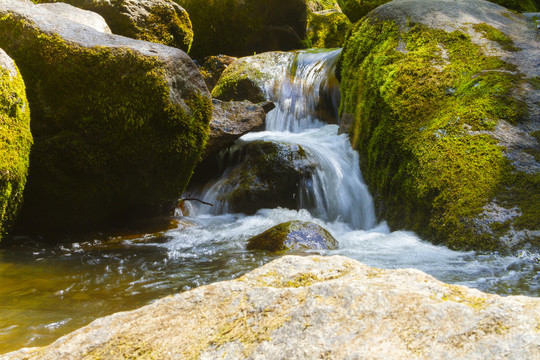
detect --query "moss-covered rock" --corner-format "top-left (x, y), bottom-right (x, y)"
top-left (339, 0), bottom-right (540, 251)
top-left (175, 0), bottom-right (307, 59)
top-left (0, 49), bottom-right (32, 242)
top-left (0, 1), bottom-right (212, 236)
top-left (197, 55), bottom-right (237, 91)
top-left (336, 0), bottom-right (390, 23)
top-left (33, 0), bottom-right (193, 52)
top-left (305, 9), bottom-right (352, 48)
top-left (37, 2), bottom-right (112, 33)
top-left (247, 220), bottom-right (338, 251)
top-left (212, 52), bottom-right (296, 103)
top-left (216, 140), bottom-right (318, 214)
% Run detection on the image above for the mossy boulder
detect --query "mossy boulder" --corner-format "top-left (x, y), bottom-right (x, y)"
top-left (306, 0), bottom-right (342, 12)
top-left (0, 1), bottom-right (212, 235)
top-left (175, 0), bottom-right (307, 59)
top-left (247, 220), bottom-right (338, 251)
top-left (197, 55), bottom-right (237, 91)
top-left (212, 52), bottom-right (296, 103)
top-left (305, 9), bottom-right (352, 48)
top-left (217, 140), bottom-right (318, 214)
top-left (0, 49), bottom-right (32, 242)
top-left (336, 0), bottom-right (390, 23)
top-left (33, 0), bottom-right (193, 52)
top-left (339, 0), bottom-right (540, 251)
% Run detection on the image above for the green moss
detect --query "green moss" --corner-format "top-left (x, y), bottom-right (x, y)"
top-left (0, 14), bottom-right (211, 234)
top-left (136, 5), bottom-right (193, 53)
top-left (340, 19), bottom-right (530, 250)
top-left (336, 0), bottom-right (391, 23)
top-left (0, 59), bottom-right (32, 241)
top-left (489, 0), bottom-right (539, 12)
top-left (305, 9), bottom-right (352, 48)
top-left (473, 23), bottom-right (519, 52)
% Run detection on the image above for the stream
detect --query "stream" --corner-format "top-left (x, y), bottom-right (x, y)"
top-left (1, 48), bottom-right (539, 354)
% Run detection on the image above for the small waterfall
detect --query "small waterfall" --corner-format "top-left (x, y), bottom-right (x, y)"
top-left (264, 49), bottom-right (342, 133)
top-left (191, 49), bottom-right (376, 230)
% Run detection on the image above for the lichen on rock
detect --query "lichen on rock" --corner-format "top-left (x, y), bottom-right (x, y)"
top-left (339, 0), bottom-right (540, 251)
top-left (0, 49), bottom-right (32, 242)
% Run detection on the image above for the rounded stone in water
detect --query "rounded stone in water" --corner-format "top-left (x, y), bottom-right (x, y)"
top-left (247, 220), bottom-right (338, 252)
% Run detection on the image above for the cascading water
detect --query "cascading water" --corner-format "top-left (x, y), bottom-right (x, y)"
top-left (190, 49), bottom-right (376, 229)
top-left (1, 49), bottom-right (538, 354)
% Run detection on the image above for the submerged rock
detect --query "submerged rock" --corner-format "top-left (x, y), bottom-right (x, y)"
top-left (176, 0), bottom-right (307, 58)
top-left (4, 255), bottom-right (539, 359)
top-left (217, 140), bottom-right (318, 214)
top-left (339, 0), bottom-right (540, 251)
top-left (247, 220), bottom-right (338, 251)
top-left (0, 1), bottom-right (212, 236)
top-left (0, 49), bottom-right (32, 242)
top-left (202, 99), bottom-right (267, 160)
top-left (34, 0), bottom-right (193, 52)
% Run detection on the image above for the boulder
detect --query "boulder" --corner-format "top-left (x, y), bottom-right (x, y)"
top-left (339, 0), bottom-right (540, 251)
top-left (217, 140), bottom-right (318, 214)
top-left (202, 99), bottom-right (266, 160)
top-left (37, 2), bottom-right (112, 33)
top-left (34, 0), bottom-right (193, 52)
top-left (212, 51), bottom-right (296, 103)
top-left (0, 49), bottom-right (32, 242)
top-left (305, 9), bottom-right (352, 48)
top-left (306, 0), bottom-right (342, 12)
top-left (175, 0), bottom-right (307, 58)
top-left (247, 220), bottom-right (338, 251)
top-left (4, 255), bottom-right (539, 359)
top-left (197, 55), bottom-right (237, 91)
top-left (0, 1), bottom-right (212, 235)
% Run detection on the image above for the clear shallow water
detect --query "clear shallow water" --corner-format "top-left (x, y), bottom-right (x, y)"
top-left (1, 47), bottom-right (539, 354)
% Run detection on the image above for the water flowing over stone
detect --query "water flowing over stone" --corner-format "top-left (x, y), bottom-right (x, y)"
top-left (191, 48), bottom-right (375, 230)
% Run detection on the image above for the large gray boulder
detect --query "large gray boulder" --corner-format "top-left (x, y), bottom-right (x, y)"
top-left (339, 0), bottom-right (540, 251)
top-left (0, 1), bottom-right (212, 235)
top-left (4, 255), bottom-right (539, 359)
top-left (34, 0), bottom-right (193, 52)
top-left (0, 48), bottom-right (32, 243)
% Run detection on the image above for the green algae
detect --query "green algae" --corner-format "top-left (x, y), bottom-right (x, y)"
top-left (339, 18), bottom-right (534, 250)
top-left (0, 14), bottom-right (211, 234)
top-left (0, 57), bottom-right (32, 242)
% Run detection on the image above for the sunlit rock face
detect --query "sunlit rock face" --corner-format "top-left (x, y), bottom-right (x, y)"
top-left (5, 255), bottom-right (540, 359)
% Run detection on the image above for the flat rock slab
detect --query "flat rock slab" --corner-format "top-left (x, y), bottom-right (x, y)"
top-left (4, 255), bottom-right (539, 359)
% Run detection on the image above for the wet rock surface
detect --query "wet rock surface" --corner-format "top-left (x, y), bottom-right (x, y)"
top-left (247, 220), bottom-right (338, 251)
